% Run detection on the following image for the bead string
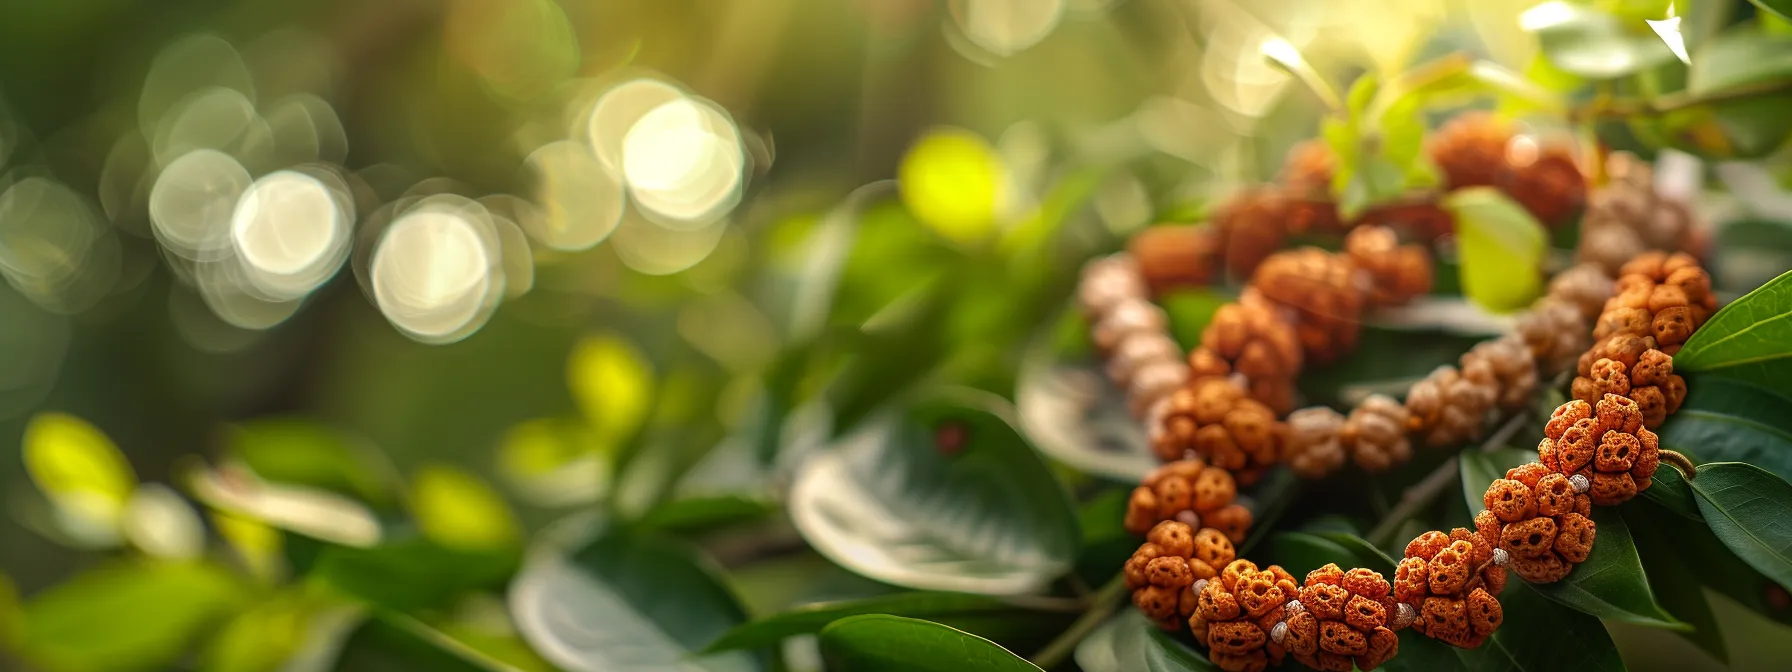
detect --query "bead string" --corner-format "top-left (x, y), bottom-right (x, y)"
top-left (1088, 153), bottom-right (1713, 670)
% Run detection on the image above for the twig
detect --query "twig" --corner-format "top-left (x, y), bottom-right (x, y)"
top-left (1661, 450), bottom-right (1698, 480)
top-left (1030, 574), bottom-right (1128, 670)
top-left (1579, 77), bottom-right (1792, 119)
top-left (1366, 411), bottom-right (1530, 548)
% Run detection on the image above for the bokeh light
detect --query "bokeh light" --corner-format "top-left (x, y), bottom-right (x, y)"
top-left (948, 0), bottom-right (1066, 57)
top-left (369, 203), bottom-right (503, 343)
top-left (522, 140), bottom-right (624, 251)
top-left (620, 97), bottom-right (746, 228)
top-left (230, 169), bottom-right (352, 300)
top-left (149, 149), bottom-right (252, 261)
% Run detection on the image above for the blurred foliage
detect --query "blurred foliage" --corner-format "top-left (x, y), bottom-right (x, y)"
top-left (2, 0), bottom-right (1792, 670)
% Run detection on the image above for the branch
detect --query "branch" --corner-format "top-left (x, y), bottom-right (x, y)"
top-left (1030, 574), bottom-right (1128, 670)
top-left (1580, 77), bottom-right (1792, 119)
top-left (1366, 411), bottom-right (1530, 548)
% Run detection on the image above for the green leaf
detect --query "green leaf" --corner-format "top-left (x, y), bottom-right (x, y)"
top-left (1633, 494), bottom-right (1792, 627)
top-left (1755, 0), bottom-right (1792, 20)
top-left (1382, 629), bottom-right (1467, 672)
top-left (411, 464), bottom-right (521, 551)
top-left (788, 389), bottom-right (1080, 594)
top-left (1529, 507), bottom-right (1689, 629)
top-left (567, 333), bottom-right (655, 450)
top-left (635, 494), bottom-right (780, 533)
top-left (1016, 349), bottom-right (1157, 483)
top-left (1674, 270), bottom-right (1792, 396)
top-left (1638, 461), bottom-right (1702, 520)
top-left (1459, 448), bottom-right (1538, 514)
top-left (0, 571), bottom-right (21, 653)
top-left (22, 412), bottom-right (137, 539)
top-left (1441, 188), bottom-right (1548, 313)
top-left (1316, 532), bottom-right (1399, 573)
top-left (1522, 1), bottom-right (1678, 78)
top-left (1339, 154), bottom-right (1406, 221)
top-left (508, 522), bottom-right (759, 671)
top-left (1454, 582), bottom-right (1626, 671)
top-left (706, 592), bottom-right (1059, 653)
top-left (334, 612), bottom-right (527, 672)
top-left (225, 418), bottom-right (394, 505)
top-left (21, 561), bottom-right (246, 672)
top-left (1625, 504), bottom-right (1729, 663)
top-left (312, 538), bottom-right (519, 613)
top-left (1161, 289), bottom-right (1232, 350)
top-left (200, 591), bottom-right (329, 672)
top-left (1078, 610), bottom-right (1216, 672)
top-left (1689, 462), bottom-right (1792, 592)
top-left (818, 615), bottom-right (1041, 671)
top-left (1656, 375), bottom-right (1792, 481)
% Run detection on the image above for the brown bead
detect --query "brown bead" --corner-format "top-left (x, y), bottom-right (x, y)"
top-left (1077, 254), bottom-right (1147, 318)
top-left (1344, 394), bottom-right (1414, 472)
top-left (1319, 620), bottom-right (1369, 656)
top-left (1420, 596), bottom-right (1470, 638)
top-left (1555, 417), bottom-right (1599, 474)
top-left (1345, 224), bottom-right (1434, 308)
top-left (1428, 541), bottom-right (1474, 595)
top-left (1466, 588), bottom-right (1503, 635)
top-left (1343, 567), bottom-right (1392, 600)
top-left (1475, 509), bottom-right (1503, 550)
top-left (1286, 611), bottom-right (1320, 656)
top-left (1484, 479), bottom-right (1536, 523)
top-left (1507, 550), bottom-right (1572, 583)
top-left (1590, 471), bottom-right (1638, 506)
top-left (1208, 504), bottom-right (1254, 544)
top-left (1596, 431), bottom-right (1641, 472)
top-left (1249, 248), bottom-right (1363, 365)
top-left (1546, 400), bottom-right (1593, 440)
top-left (1194, 527), bottom-right (1236, 571)
top-left (1632, 429), bottom-right (1661, 482)
top-left (1147, 520), bottom-right (1196, 557)
top-left (1208, 620), bottom-right (1268, 655)
top-left (1358, 626), bottom-right (1400, 670)
top-left (1406, 531), bottom-right (1451, 560)
top-left (1429, 111), bottom-right (1516, 190)
top-left (1135, 585), bottom-right (1181, 619)
top-left (1210, 187), bottom-right (1294, 279)
top-left (1287, 406), bottom-right (1347, 479)
top-left (1305, 583), bottom-right (1352, 621)
top-left (1555, 512), bottom-right (1597, 564)
top-left (1501, 517), bottom-right (1558, 558)
top-left (1506, 462), bottom-right (1552, 489)
top-left (1651, 306), bottom-right (1695, 348)
top-left (1595, 394), bottom-right (1645, 435)
top-left (1130, 225), bottom-right (1223, 294)
top-left (1306, 562), bottom-right (1346, 587)
top-left (1394, 557), bottom-right (1429, 604)
top-left (1534, 473), bottom-right (1577, 517)
top-left (1345, 594), bottom-right (1390, 632)
top-left (1147, 556), bottom-right (1196, 589)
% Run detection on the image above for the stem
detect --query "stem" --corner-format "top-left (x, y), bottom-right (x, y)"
top-left (1031, 574), bottom-right (1128, 670)
top-left (1582, 77), bottom-right (1792, 119)
top-left (1365, 52), bottom-right (1474, 124)
top-left (1661, 450), bottom-right (1698, 480)
top-left (1366, 412), bottom-right (1530, 548)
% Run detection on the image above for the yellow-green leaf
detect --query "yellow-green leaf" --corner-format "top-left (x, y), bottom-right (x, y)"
top-left (898, 127), bottom-right (1007, 246)
top-left (412, 464), bottom-right (521, 551)
top-left (22, 561), bottom-right (246, 672)
top-left (566, 334), bottom-right (654, 449)
top-left (211, 511), bottom-right (284, 585)
top-left (23, 412), bottom-right (137, 529)
top-left (1442, 187), bottom-right (1548, 312)
top-left (497, 417), bottom-right (608, 507)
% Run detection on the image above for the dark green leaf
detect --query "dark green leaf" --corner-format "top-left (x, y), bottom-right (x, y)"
top-left (1529, 507), bottom-right (1688, 629)
top-left (1523, 1), bottom-right (1678, 78)
top-left (1382, 629), bottom-right (1467, 672)
top-left (634, 495), bottom-right (780, 533)
top-left (1625, 504), bottom-right (1729, 663)
top-left (1690, 462), bottom-right (1792, 592)
top-left (788, 390), bottom-right (1080, 594)
top-left (1657, 375), bottom-right (1792, 482)
top-left (1316, 532), bottom-right (1399, 574)
top-left (1458, 448), bottom-right (1538, 514)
top-left (1077, 610), bottom-right (1216, 672)
top-left (1076, 488), bottom-right (1140, 586)
top-left (1674, 270), bottom-right (1792, 397)
top-left (227, 418), bottom-right (395, 505)
top-left (1265, 532), bottom-right (1359, 579)
top-left (1441, 188), bottom-right (1548, 313)
top-left (1755, 0), bottom-right (1792, 20)
top-left (1454, 582), bottom-right (1626, 671)
top-left (508, 522), bottom-right (759, 671)
top-left (334, 612), bottom-right (525, 672)
top-left (1633, 494), bottom-right (1792, 627)
top-left (818, 615), bottom-right (1041, 671)
top-left (1639, 461), bottom-right (1701, 520)
top-left (1239, 468), bottom-right (1302, 556)
top-left (1299, 327), bottom-right (1487, 409)
top-left (704, 592), bottom-right (1065, 653)
top-left (20, 561), bottom-right (246, 672)
top-left (313, 539), bottom-right (519, 612)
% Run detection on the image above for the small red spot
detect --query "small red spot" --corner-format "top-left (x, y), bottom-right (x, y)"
top-left (1766, 584), bottom-right (1791, 612)
top-left (935, 422), bottom-right (967, 456)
